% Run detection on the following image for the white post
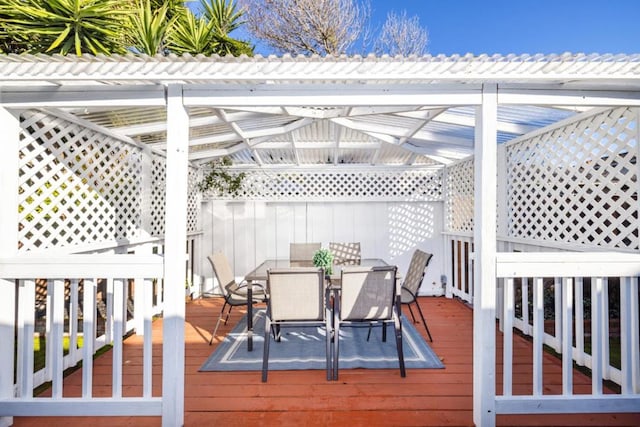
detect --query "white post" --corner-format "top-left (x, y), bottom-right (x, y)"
top-left (532, 277), bottom-right (544, 396)
top-left (473, 84), bottom-right (498, 426)
top-left (561, 277), bottom-right (574, 395)
top-left (0, 107), bottom-right (20, 427)
top-left (134, 243), bottom-right (152, 335)
top-left (162, 84), bottom-right (188, 427)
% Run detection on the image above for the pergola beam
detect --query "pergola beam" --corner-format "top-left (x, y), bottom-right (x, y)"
top-left (499, 88), bottom-right (640, 106)
top-left (183, 84), bottom-right (483, 107)
top-left (0, 85), bottom-right (166, 108)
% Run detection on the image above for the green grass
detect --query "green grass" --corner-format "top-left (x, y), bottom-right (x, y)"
top-left (33, 334), bottom-right (84, 372)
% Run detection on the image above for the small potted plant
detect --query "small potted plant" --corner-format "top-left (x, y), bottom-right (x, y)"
top-left (312, 248), bottom-right (334, 275)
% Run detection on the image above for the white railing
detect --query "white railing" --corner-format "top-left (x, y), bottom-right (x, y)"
top-left (0, 254), bottom-right (164, 419)
top-left (443, 232), bottom-right (474, 303)
top-left (495, 252), bottom-right (640, 415)
top-left (445, 231), bottom-right (640, 393)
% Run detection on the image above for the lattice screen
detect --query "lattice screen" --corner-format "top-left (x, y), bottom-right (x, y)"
top-left (149, 152), bottom-right (166, 237)
top-left (506, 107), bottom-right (639, 250)
top-left (17, 110), bottom-right (201, 252)
top-left (205, 169), bottom-right (443, 202)
top-left (445, 159), bottom-right (474, 233)
top-left (186, 167), bottom-right (201, 233)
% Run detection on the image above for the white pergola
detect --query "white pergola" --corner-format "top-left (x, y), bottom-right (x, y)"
top-left (1, 53), bottom-right (639, 427)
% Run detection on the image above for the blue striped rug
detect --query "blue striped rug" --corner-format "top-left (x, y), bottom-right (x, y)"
top-left (200, 310), bottom-right (444, 371)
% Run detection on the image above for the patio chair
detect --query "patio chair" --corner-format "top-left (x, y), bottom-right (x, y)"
top-left (401, 249), bottom-right (434, 341)
top-left (329, 242), bottom-right (361, 265)
top-left (334, 265), bottom-right (405, 380)
top-left (208, 252), bottom-right (267, 345)
top-left (262, 267), bottom-right (332, 382)
top-left (289, 242), bottom-right (321, 263)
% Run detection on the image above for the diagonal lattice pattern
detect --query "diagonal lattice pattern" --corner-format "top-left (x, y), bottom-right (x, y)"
top-left (17, 110), bottom-right (200, 252)
top-left (18, 110), bottom-right (144, 251)
top-left (149, 153), bottom-right (166, 237)
top-left (445, 159), bottom-right (474, 233)
top-left (506, 107), bottom-right (639, 250)
top-left (203, 169), bottom-right (443, 202)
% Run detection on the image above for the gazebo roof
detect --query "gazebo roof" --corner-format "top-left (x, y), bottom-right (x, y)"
top-left (1, 52), bottom-right (639, 167)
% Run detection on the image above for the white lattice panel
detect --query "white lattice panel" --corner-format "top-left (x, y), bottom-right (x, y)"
top-left (506, 107), bottom-right (639, 250)
top-left (18, 110), bottom-right (145, 251)
top-left (205, 169), bottom-right (443, 202)
top-left (15, 109), bottom-right (202, 251)
top-left (445, 159), bottom-right (474, 233)
top-left (186, 167), bottom-right (200, 233)
top-left (149, 153), bottom-right (166, 237)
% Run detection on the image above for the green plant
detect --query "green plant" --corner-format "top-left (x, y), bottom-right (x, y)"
top-left (197, 156), bottom-right (246, 197)
top-left (312, 248), bottom-right (333, 275)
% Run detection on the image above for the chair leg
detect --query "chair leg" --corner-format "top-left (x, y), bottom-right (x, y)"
top-left (333, 320), bottom-right (340, 380)
top-left (407, 303), bottom-right (418, 323)
top-left (209, 301), bottom-right (229, 345)
top-left (413, 301), bottom-right (433, 342)
top-left (325, 320), bottom-right (332, 381)
top-left (261, 316), bottom-right (272, 382)
top-left (393, 316), bottom-right (406, 377)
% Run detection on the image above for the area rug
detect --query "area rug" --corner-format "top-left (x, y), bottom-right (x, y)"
top-left (199, 309), bottom-right (444, 371)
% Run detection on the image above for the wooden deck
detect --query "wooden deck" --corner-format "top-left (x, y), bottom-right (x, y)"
top-left (13, 297), bottom-right (640, 427)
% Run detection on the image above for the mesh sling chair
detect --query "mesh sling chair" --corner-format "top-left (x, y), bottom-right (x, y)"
top-left (289, 242), bottom-right (321, 262)
top-left (208, 252), bottom-right (267, 345)
top-left (401, 249), bottom-right (434, 341)
top-left (261, 267), bottom-right (332, 382)
top-left (334, 265), bottom-right (405, 380)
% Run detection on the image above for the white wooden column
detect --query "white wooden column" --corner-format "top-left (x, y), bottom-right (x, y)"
top-left (473, 84), bottom-right (498, 426)
top-left (0, 107), bottom-right (20, 427)
top-left (162, 85), bottom-right (188, 427)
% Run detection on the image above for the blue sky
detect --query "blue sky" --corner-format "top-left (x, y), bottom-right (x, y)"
top-left (368, 0), bottom-right (640, 55)
top-left (215, 0), bottom-right (640, 56)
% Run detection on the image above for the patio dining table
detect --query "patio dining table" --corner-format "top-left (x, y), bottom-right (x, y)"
top-left (242, 258), bottom-right (389, 351)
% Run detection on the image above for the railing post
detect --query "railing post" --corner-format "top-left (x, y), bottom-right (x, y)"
top-left (591, 277), bottom-right (604, 395)
top-left (162, 83), bottom-right (188, 427)
top-left (561, 277), bottom-right (574, 395)
top-left (533, 277), bottom-right (544, 396)
top-left (574, 277), bottom-right (585, 366)
top-left (0, 107), bottom-right (20, 427)
top-left (473, 84), bottom-right (497, 426)
top-left (134, 243), bottom-right (153, 335)
top-left (554, 277), bottom-right (562, 353)
top-left (443, 236), bottom-right (453, 298)
top-left (82, 279), bottom-right (96, 398)
top-left (17, 279), bottom-right (35, 398)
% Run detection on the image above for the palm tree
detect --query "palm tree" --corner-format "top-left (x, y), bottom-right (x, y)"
top-left (0, 0), bottom-right (252, 56)
top-left (201, 0), bottom-right (243, 34)
top-left (167, 0), bottom-right (252, 56)
top-left (0, 0), bottom-right (130, 55)
top-left (127, 0), bottom-right (176, 55)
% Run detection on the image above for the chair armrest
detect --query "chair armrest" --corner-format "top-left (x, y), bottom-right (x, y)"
top-left (400, 284), bottom-right (419, 300)
top-left (226, 281), bottom-right (268, 300)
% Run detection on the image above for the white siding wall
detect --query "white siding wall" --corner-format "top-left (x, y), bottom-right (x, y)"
top-left (201, 200), bottom-right (445, 296)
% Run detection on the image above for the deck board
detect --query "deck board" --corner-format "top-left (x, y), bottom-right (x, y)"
top-left (13, 297), bottom-right (640, 426)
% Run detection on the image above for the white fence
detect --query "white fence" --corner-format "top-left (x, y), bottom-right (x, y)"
top-left (200, 199), bottom-right (446, 297)
top-left (445, 232), bottom-right (640, 390)
top-left (0, 254), bottom-right (164, 419)
top-left (495, 252), bottom-right (640, 414)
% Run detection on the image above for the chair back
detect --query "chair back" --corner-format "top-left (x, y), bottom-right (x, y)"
top-left (339, 265), bottom-right (397, 321)
top-left (329, 242), bottom-right (361, 265)
top-left (267, 268), bottom-right (325, 321)
top-left (401, 250), bottom-right (433, 302)
top-left (208, 252), bottom-right (237, 297)
top-left (289, 242), bottom-right (321, 262)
